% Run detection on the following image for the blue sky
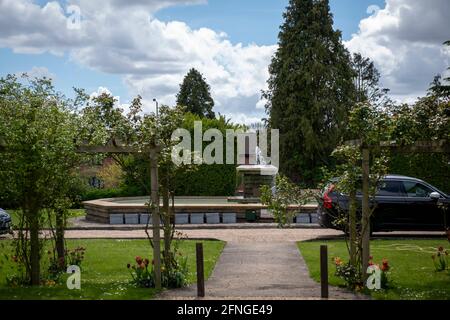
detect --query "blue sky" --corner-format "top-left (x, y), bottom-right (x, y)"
top-left (157, 0), bottom-right (385, 44)
top-left (0, 0), bottom-right (384, 101)
top-left (0, 0), bottom-right (448, 123)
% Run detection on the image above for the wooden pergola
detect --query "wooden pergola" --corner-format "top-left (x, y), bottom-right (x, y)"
top-left (1, 136), bottom-right (163, 290)
top-left (76, 142), bottom-right (163, 290)
top-left (346, 139), bottom-right (450, 280)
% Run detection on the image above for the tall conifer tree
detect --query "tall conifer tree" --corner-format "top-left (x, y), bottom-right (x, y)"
top-left (177, 68), bottom-right (215, 119)
top-left (264, 0), bottom-right (355, 185)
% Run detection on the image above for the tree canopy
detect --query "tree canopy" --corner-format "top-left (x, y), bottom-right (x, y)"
top-left (264, 0), bottom-right (356, 186)
top-left (176, 68), bottom-right (215, 119)
top-left (0, 74), bottom-right (80, 285)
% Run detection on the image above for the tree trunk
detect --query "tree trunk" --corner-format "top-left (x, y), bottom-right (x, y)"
top-left (55, 209), bottom-right (65, 263)
top-left (149, 149), bottom-right (161, 290)
top-left (348, 190), bottom-right (357, 267)
top-left (361, 148), bottom-right (371, 282)
top-left (162, 186), bottom-right (171, 257)
top-left (29, 209), bottom-right (40, 286)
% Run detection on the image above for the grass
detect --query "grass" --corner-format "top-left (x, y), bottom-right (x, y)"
top-left (0, 239), bottom-right (225, 300)
top-left (7, 209), bottom-right (86, 228)
top-left (298, 239), bottom-right (450, 300)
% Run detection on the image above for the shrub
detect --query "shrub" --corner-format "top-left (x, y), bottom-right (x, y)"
top-left (431, 246), bottom-right (449, 272)
top-left (127, 256), bottom-right (154, 288)
top-left (46, 246), bottom-right (86, 282)
top-left (333, 257), bottom-right (362, 290)
top-left (127, 254), bottom-right (189, 289)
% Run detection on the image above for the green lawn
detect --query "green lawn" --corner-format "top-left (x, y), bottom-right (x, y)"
top-left (0, 239), bottom-right (225, 300)
top-left (7, 209), bottom-right (86, 228)
top-left (298, 239), bottom-right (450, 300)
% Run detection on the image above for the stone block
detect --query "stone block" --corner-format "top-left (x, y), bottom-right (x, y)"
top-left (125, 214), bottom-right (139, 224)
top-left (206, 213), bottom-right (220, 224)
top-left (190, 213), bottom-right (204, 224)
top-left (296, 213), bottom-right (311, 224)
top-left (175, 214), bottom-right (189, 224)
top-left (222, 213), bottom-right (237, 224)
top-left (109, 214), bottom-right (124, 225)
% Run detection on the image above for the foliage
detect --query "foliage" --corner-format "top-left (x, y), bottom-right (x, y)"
top-left (66, 246), bottom-right (87, 267)
top-left (351, 52), bottom-right (391, 107)
top-left (332, 257), bottom-right (362, 290)
top-left (117, 112), bottom-right (241, 197)
top-left (127, 256), bottom-right (154, 288)
top-left (0, 242), bottom-right (29, 287)
top-left (46, 249), bottom-right (66, 282)
top-left (0, 74), bottom-right (81, 285)
top-left (323, 102), bottom-right (390, 286)
top-left (46, 246), bottom-right (86, 283)
top-left (263, 0), bottom-right (356, 186)
top-left (431, 246), bottom-right (449, 272)
top-left (161, 254), bottom-right (189, 289)
top-left (260, 175), bottom-right (313, 228)
top-left (96, 161), bottom-right (124, 189)
top-left (386, 74), bottom-right (449, 193)
top-left (80, 187), bottom-right (133, 201)
top-left (127, 253), bottom-right (188, 289)
top-left (176, 68), bottom-right (215, 119)
top-left (332, 256), bottom-right (391, 291)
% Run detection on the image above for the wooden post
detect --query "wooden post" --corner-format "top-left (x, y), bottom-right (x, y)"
top-left (320, 245), bottom-right (329, 299)
top-left (196, 242), bottom-right (205, 297)
top-left (361, 147), bottom-right (371, 282)
top-left (150, 148), bottom-right (162, 290)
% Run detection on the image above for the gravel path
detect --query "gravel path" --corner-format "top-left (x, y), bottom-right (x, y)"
top-left (157, 241), bottom-right (367, 300)
top-left (59, 228), bottom-right (364, 299)
top-left (60, 228), bottom-right (343, 242)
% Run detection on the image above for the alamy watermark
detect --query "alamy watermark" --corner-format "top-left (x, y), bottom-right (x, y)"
top-left (66, 265), bottom-right (81, 290)
top-left (66, 5), bottom-right (81, 30)
top-left (171, 121), bottom-right (279, 174)
top-left (366, 265), bottom-right (382, 290)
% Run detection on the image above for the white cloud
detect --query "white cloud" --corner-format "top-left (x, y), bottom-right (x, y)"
top-left (16, 66), bottom-right (56, 80)
top-left (0, 0), bottom-right (274, 124)
top-left (345, 0), bottom-right (450, 102)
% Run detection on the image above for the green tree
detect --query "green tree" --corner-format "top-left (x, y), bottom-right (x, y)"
top-left (428, 41), bottom-right (450, 98)
top-left (0, 74), bottom-right (79, 285)
top-left (324, 102), bottom-right (390, 289)
top-left (264, 0), bottom-right (356, 186)
top-left (176, 68), bottom-right (215, 119)
top-left (351, 53), bottom-right (390, 107)
top-left (260, 175), bottom-right (313, 228)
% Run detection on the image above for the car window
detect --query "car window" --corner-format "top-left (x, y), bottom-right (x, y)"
top-left (376, 181), bottom-right (404, 196)
top-left (402, 181), bottom-right (434, 198)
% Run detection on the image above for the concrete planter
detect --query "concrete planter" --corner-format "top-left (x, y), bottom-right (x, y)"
top-left (222, 213), bottom-right (237, 224)
top-left (125, 214), bottom-right (139, 224)
top-left (109, 214), bottom-right (124, 225)
top-left (175, 214), bottom-right (189, 225)
top-left (140, 213), bottom-right (149, 225)
top-left (296, 213), bottom-right (311, 224)
top-left (206, 213), bottom-right (220, 224)
top-left (190, 213), bottom-right (204, 224)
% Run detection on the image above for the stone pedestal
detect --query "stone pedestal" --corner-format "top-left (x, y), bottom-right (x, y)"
top-left (236, 165), bottom-right (278, 202)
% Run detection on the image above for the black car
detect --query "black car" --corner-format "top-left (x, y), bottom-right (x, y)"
top-left (0, 208), bottom-right (12, 234)
top-left (318, 175), bottom-right (450, 232)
